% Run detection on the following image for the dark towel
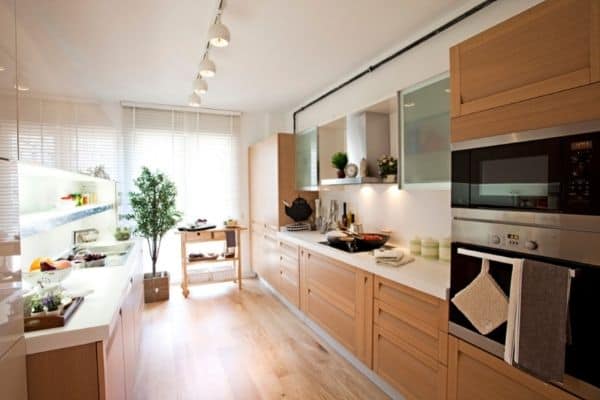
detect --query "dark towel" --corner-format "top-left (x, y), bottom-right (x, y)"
top-left (517, 259), bottom-right (570, 382)
top-left (225, 230), bottom-right (236, 248)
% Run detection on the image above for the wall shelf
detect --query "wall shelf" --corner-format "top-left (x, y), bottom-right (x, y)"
top-left (20, 203), bottom-right (114, 238)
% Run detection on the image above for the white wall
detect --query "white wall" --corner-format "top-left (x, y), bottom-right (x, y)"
top-left (289, 0), bottom-right (542, 246)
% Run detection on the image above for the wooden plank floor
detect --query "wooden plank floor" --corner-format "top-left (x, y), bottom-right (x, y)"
top-left (134, 278), bottom-right (390, 400)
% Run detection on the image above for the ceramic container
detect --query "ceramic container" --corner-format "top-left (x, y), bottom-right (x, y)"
top-left (421, 237), bottom-right (439, 259)
top-left (409, 236), bottom-right (421, 255)
top-left (439, 237), bottom-right (451, 262)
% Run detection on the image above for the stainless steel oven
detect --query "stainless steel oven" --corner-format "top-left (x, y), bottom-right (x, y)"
top-left (450, 122), bottom-right (600, 399)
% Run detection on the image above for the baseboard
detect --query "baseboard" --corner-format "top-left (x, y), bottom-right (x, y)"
top-left (258, 277), bottom-right (404, 400)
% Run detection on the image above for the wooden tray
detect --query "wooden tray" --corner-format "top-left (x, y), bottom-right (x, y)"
top-left (24, 297), bottom-right (84, 332)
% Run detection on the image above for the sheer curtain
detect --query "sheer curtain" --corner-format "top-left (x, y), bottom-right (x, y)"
top-left (122, 105), bottom-right (241, 281)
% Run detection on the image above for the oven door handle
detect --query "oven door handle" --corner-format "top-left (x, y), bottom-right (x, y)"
top-left (457, 247), bottom-right (521, 265)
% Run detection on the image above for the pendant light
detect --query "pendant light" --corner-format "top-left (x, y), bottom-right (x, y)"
top-left (208, 15), bottom-right (230, 48)
top-left (198, 55), bottom-right (216, 78)
top-left (193, 75), bottom-right (208, 94)
top-left (188, 92), bottom-right (201, 107)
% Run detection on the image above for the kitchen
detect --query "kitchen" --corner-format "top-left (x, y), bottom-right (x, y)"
top-left (1, 0), bottom-right (599, 399)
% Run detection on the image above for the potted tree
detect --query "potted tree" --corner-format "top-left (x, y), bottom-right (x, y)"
top-left (127, 167), bottom-right (182, 303)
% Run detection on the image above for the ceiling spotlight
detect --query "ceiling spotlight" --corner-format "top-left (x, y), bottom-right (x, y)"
top-left (208, 15), bottom-right (230, 47)
top-left (199, 56), bottom-right (216, 78)
top-left (404, 102), bottom-right (415, 108)
top-left (193, 76), bottom-right (208, 94)
top-left (188, 92), bottom-right (201, 107)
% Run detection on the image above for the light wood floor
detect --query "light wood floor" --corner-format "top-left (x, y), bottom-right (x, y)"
top-left (134, 278), bottom-right (389, 400)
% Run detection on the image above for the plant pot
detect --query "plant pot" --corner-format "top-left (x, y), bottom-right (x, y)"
top-left (336, 169), bottom-right (346, 178)
top-left (144, 271), bottom-right (170, 303)
top-left (382, 174), bottom-right (397, 183)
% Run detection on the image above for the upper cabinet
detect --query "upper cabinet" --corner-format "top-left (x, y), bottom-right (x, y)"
top-left (451, 0), bottom-right (600, 142)
top-left (400, 73), bottom-right (450, 189)
top-left (0, 0), bottom-right (18, 160)
top-left (295, 128), bottom-right (319, 190)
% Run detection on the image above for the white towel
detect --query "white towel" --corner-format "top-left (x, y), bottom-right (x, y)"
top-left (374, 248), bottom-right (403, 260)
top-left (376, 255), bottom-right (415, 267)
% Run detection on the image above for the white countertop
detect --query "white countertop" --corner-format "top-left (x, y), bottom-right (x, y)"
top-left (278, 231), bottom-right (450, 300)
top-left (24, 241), bottom-right (141, 355)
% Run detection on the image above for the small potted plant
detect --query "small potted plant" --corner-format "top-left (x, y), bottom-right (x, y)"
top-left (331, 152), bottom-right (348, 178)
top-left (127, 167), bottom-right (182, 303)
top-left (377, 155), bottom-right (398, 183)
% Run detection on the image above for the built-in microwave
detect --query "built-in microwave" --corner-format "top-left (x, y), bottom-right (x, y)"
top-left (451, 122), bottom-right (600, 215)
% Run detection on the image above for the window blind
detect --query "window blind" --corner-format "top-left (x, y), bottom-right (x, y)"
top-left (17, 97), bottom-right (122, 179)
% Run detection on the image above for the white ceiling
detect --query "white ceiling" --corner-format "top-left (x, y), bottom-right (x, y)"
top-left (15, 0), bottom-right (472, 112)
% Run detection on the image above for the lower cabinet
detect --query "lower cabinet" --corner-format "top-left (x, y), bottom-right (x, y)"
top-left (447, 337), bottom-right (577, 400)
top-left (300, 249), bottom-right (373, 367)
top-left (27, 251), bottom-right (144, 400)
top-left (277, 239), bottom-right (300, 307)
top-left (373, 276), bottom-right (449, 400)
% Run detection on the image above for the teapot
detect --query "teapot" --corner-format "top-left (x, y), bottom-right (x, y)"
top-left (283, 197), bottom-right (313, 222)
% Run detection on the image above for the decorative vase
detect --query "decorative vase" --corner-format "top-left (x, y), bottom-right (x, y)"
top-left (383, 174), bottom-right (397, 183)
top-left (336, 169), bottom-right (346, 178)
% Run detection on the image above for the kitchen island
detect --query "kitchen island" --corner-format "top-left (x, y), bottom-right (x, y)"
top-left (25, 240), bottom-right (144, 400)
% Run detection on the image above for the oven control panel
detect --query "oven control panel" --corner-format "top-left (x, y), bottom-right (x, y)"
top-left (488, 231), bottom-right (539, 252)
top-left (567, 139), bottom-right (593, 206)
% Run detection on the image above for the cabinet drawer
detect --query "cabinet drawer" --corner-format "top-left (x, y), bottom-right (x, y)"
top-left (280, 253), bottom-right (299, 281)
top-left (278, 240), bottom-right (298, 260)
top-left (374, 325), bottom-right (447, 400)
top-left (374, 276), bottom-right (448, 333)
top-left (375, 299), bottom-right (447, 364)
top-left (185, 230), bottom-right (226, 242)
top-left (305, 286), bottom-right (356, 352)
top-left (305, 251), bottom-right (356, 308)
top-left (278, 268), bottom-right (300, 308)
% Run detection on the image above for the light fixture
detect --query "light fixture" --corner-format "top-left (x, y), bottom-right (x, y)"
top-left (404, 102), bottom-right (415, 108)
top-left (0, 66), bottom-right (7, 72)
top-left (188, 92), bottom-right (201, 107)
top-left (193, 75), bottom-right (208, 94)
top-left (208, 15), bottom-right (230, 47)
top-left (198, 55), bottom-right (216, 78)
top-left (444, 88), bottom-right (451, 93)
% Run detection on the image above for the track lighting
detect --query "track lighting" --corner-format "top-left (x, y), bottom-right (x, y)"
top-left (193, 76), bottom-right (208, 94)
top-left (188, 92), bottom-right (201, 107)
top-left (198, 56), bottom-right (216, 78)
top-left (208, 15), bottom-right (230, 48)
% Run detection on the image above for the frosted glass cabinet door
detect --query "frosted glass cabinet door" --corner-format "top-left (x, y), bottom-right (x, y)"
top-left (0, 0), bottom-right (18, 160)
top-left (295, 128), bottom-right (318, 190)
top-left (400, 73), bottom-right (451, 189)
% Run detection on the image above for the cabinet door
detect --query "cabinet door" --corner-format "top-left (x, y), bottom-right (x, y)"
top-left (250, 222), bottom-right (265, 276)
top-left (0, 338), bottom-right (27, 400)
top-left (447, 337), bottom-right (577, 400)
top-left (374, 325), bottom-right (447, 400)
top-left (121, 280), bottom-right (138, 400)
top-left (300, 249), bottom-right (373, 366)
top-left (451, 0), bottom-right (598, 118)
top-left (0, 0), bottom-right (18, 160)
top-left (262, 229), bottom-right (280, 289)
top-left (105, 313), bottom-right (126, 400)
top-left (295, 128), bottom-right (318, 190)
top-left (277, 240), bottom-right (299, 307)
top-left (400, 74), bottom-right (451, 189)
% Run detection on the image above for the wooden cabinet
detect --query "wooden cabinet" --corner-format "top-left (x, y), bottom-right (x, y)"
top-left (0, 338), bottom-right (27, 400)
top-left (447, 336), bottom-right (577, 400)
top-left (276, 239), bottom-right (300, 307)
top-left (261, 228), bottom-right (280, 288)
top-left (450, 0), bottom-right (600, 142)
top-left (300, 248), bottom-right (373, 366)
top-left (248, 133), bottom-right (316, 277)
top-left (105, 313), bottom-right (126, 400)
top-left (27, 249), bottom-right (143, 400)
top-left (372, 276), bottom-right (449, 400)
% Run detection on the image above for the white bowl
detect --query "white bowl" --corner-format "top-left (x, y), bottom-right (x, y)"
top-left (23, 267), bottom-right (72, 287)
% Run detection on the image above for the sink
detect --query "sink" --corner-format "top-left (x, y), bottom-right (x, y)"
top-left (71, 241), bottom-right (134, 267)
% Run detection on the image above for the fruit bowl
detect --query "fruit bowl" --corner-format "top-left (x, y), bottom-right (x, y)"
top-left (23, 267), bottom-right (72, 287)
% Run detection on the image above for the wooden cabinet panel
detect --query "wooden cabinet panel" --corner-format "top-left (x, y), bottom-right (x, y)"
top-left (250, 222), bottom-right (265, 276)
top-left (105, 314), bottom-right (126, 400)
top-left (374, 299), bottom-right (447, 364)
top-left (277, 240), bottom-right (300, 307)
top-left (447, 336), bottom-right (577, 400)
top-left (452, 0), bottom-right (595, 117)
top-left (450, 0), bottom-right (600, 141)
top-left (261, 229), bottom-right (280, 288)
top-left (27, 343), bottom-right (101, 400)
top-left (374, 325), bottom-right (447, 400)
top-left (301, 248), bottom-right (373, 367)
top-left (1, 339), bottom-right (27, 400)
top-left (375, 276), bottom-right (448, 333)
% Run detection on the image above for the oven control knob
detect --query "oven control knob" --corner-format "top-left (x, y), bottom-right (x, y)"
top-left (490, 235), bottom-right (501, 245)
top-left (525, 240), bottom-right (538, 250)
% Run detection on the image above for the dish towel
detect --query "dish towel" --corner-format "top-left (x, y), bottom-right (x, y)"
top-left (451, 259), bottom-right (509, 335)
top-left (513, 259), bottom-right (571, 382)
top-left (373, 249), bottom-right (415, 267)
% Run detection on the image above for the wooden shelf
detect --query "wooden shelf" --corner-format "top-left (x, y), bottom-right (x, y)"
top-left (186, 257), bottom-right (239, 266)
top-left (20, 203), bottom-right (114, 238)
